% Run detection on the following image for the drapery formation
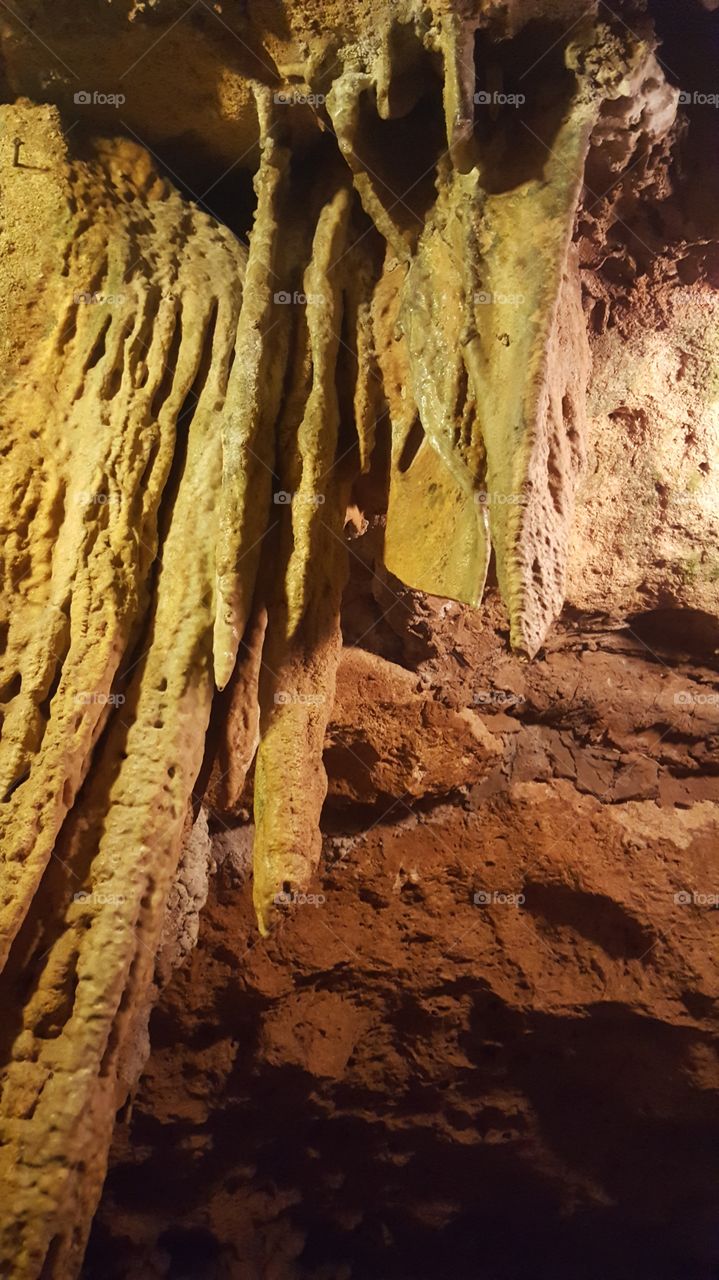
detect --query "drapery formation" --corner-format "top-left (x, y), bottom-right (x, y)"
top-left (0, 7), bottom-right (678, 1275)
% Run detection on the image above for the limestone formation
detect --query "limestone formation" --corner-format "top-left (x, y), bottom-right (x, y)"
top-left (0, 101), bottom-right (248, 1277)
top-left (0, 1), bottom-right (715, 1276)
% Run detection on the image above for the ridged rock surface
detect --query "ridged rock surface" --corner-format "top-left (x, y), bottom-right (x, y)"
top-left (0, 0), bottom-right (717, 1276)
top-left (0, 103), bottom-right (247, 1277)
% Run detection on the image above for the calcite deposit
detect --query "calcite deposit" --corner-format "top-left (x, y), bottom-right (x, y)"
top-left (0, 101), bottom-right (248, 1277)
top-left (0, 0), bottom-right (717, 1277)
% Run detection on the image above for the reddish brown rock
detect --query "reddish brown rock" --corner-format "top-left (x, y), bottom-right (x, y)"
top-left (85, 600), bottom-right (719, 1280)
top-left (326, 647), bottom-right (500, 808)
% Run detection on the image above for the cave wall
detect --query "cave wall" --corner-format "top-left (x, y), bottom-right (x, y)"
top-left (89, 602), bottom-right (719, 1280)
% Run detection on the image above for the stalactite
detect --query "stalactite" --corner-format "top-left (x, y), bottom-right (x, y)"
top-left (0, 105), bottom-right (250, 1276)
top-left (0, 5), bottom-right (683, 1272)
top-left (253, 172), bottom-right (355, 933)
top-left (214, 85), bottom-right (291, 691)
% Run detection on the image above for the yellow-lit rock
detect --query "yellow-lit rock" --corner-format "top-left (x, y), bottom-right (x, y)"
top-left (0, 102), bottom-right (247, 1277)
top-left (0, 4), bottom-right (706, 1275)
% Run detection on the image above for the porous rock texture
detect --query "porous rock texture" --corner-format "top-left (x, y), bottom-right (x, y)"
top-left (0, 100), bottom-right (248, 1276)
top-left (87, 605), bottom-right (719, 1280)
top-left (0, 0), bottom-right (718, 1277)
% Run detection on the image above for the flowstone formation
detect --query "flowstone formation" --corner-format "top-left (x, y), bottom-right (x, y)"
top-left (0, 0), bottom-right (715, 1276)
top-left (0, 101), bottom-right (249, 1276)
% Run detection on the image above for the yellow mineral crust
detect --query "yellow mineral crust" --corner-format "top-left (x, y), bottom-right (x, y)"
top-left (0, 6), bottom-right (686, 1273)
top-left (214, 85), bottom-right (291, 691)
top-left (0, 103), bottom-right (246, 1275)
top-left (252, 170), bottom-right (355, 933)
